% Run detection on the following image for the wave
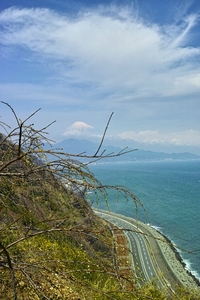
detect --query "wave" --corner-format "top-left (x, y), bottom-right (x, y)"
top-left (89, 161), bottom-right (200, 279)
top-left (181, 258), bottom-right (200, 281)
top-left (151, 224), bottom-right (200, 282)
top-left (151, 225), bottom-right (164, 232)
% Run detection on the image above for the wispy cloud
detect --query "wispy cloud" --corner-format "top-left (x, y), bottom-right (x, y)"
top-left (0, 5), bottom-right (200, 149)
top-left (170, 14), bottom-right (199, 47)
top-left (0, 5), bottom-right (200, 102)
top-left (119, 129), bottom-right (200, 146)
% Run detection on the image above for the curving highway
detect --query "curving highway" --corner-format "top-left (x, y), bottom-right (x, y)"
top-left (94, 209), bottom-right (165, 287)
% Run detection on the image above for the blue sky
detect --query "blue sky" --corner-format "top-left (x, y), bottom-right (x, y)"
top-left (0, 0), bottom-right (200, 154)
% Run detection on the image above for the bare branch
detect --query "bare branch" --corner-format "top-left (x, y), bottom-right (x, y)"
top-left (93, 112), bottom-right (114, 157)
top-left (1, 101), bottom-right (20, 127)
top-left (0, 103), bottom-right (154, 299)
top-left (0, 240), bottom-right (18, 300)
top-left (22, 108), bottom-right (41, 125)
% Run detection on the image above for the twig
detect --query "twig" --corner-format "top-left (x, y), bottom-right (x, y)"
top-left (0, 240), bottom-right (18, 300)
top-left (93, 112), bottom-right (114, 157)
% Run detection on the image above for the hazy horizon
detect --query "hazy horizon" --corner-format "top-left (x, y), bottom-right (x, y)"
top-left (55, 136), bottom-right (200, 156)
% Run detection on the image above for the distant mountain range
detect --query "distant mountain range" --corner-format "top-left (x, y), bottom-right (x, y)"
top-left (51, 138), bottom-right (200, 162)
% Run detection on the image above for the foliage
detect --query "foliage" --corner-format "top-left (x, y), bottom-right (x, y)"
top-left (0, 102), bottom-right (200, 299)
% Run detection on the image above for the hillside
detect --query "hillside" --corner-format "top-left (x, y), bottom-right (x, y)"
top-left (1, 122), bottom-right (200, 299)
top-left (0, 135), bottom-right (129, 299)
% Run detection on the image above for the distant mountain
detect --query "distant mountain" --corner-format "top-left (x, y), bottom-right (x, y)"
top-left (53, 138), bottom-right (122, 156)
top-left (51, 138), bottom-right (200, 162)
top-left (129, 149), bottom-right (200, 161)
top-left (54, 138), bottom-right (99, 155)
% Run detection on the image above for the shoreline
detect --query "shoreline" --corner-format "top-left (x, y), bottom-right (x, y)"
top-left (94, 208), bottom-right (200, 290)
top-left (151, 225), bottom-right (200, 287)
top-left (128, 216), bottom-right (200, 290)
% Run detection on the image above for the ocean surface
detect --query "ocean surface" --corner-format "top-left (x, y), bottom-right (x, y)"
top-left (87, 160), bottom-right (200, 280)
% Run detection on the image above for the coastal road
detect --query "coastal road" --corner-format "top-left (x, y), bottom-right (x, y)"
top-left (94, 209), bottom-right (164, 287)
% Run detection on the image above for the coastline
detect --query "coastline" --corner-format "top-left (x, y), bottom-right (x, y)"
top-left (94, 209), bottom-right (200, 290)
top-left (155, 228), bottom-right (200, 286)
top-left (140, 221), bottom-right (200, 289)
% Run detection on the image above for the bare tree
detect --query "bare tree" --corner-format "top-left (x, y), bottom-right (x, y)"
top-left (0, 102), bottom-right (144, 300)
top-left (1, 102), bottom-right (199, 300)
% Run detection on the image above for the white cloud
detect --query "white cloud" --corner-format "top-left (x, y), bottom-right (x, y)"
top-left (0, 83), bottom-right (83, 104)
top-left (63, 121), bottom-right (93, 136)
top-left (0, 6), bottom-right (200, 101)
top-left (119, 129), bottom-right (200, 146)
top-left (170, 14), bottom-right (199, 47)
top-left (0, 5), bottom-right (200, 151)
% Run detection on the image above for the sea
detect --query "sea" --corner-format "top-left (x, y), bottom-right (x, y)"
top-left (87, 160), bottom-right (200, 280)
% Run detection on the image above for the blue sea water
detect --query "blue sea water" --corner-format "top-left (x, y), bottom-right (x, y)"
top-left (88, 160), bottom-right (200, 280)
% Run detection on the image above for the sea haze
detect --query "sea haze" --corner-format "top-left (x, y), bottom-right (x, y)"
top-left (88, 160), bottom-right (200, 280)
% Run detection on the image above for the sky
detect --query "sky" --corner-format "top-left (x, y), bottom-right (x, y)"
top-left (0, 0), bottom-right (200, 154)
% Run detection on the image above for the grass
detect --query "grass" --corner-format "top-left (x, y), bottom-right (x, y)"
top-left (0, 133), bottom-right (200, 299)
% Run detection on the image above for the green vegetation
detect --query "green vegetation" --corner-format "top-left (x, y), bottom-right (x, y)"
top-left (0, 102), bottom-right (200, 299)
